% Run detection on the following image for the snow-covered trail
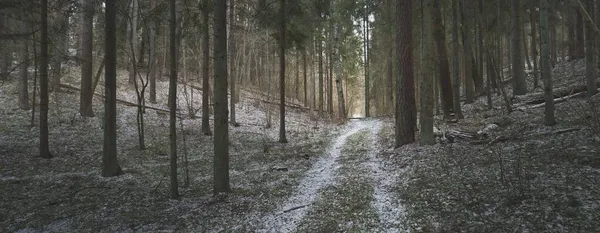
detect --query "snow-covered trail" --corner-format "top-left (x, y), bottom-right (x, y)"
top-left (365, 120), bottom-right (407, 232)
top-left (258, 119), bottom-right (407, 232)
top-left (258, 120), bottom-right (371, 233)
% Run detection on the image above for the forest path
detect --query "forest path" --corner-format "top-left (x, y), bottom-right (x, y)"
top-left (258, 119), bottom-right (406, 232)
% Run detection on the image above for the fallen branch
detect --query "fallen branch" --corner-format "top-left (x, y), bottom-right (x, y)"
top-left (281, 203), bottom-right (312, 213)
top-left (517, 91), bottom-right (588, 110)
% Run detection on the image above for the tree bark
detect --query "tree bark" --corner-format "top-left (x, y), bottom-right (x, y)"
top-left (420, 0), bottom-right (434, 145)
top-left (318, 26), bottom-right (324, 116)
top-left (279, 0), bottom-right (288, 143)
top-left (128, 0), bottom-right (138, 85)
top-left (452, 0), bottom-right (463, 119)
top-left (102, 0), bottom-right (122, 176)
top-left (531, 0), bottom-right (540, 89)
top-left (19, 21), bottom-right (29, 110)
top-left (229, 0), bottom-right (238, 126)
top-left (585, 0), bottom-right (599, 96)
top-left (213, 0), bottom-right (231, 193)
top-left (80, 0), bottom-right (95, 117)
top-left (202, 0), bottom-right (212, 136)
top-left (461, 0), bottom-right (475, 103)
top-left (432, 0), bottom-right (454, 118)
top-left (149, 0), bottom-right (157, 104)
top-left (168, 0), bottom-right (179, 199)
top-left (541, 0), bottom-right (556, 125)
top-left (511, 0), bottom-right (527, 95)
top-left (40, 0), bottom-right (51, 159)
top-left (395, 0), bottom-right (417, 147)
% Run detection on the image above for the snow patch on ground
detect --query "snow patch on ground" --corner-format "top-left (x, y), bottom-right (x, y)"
top-left (257, 120), bottom-right (369, 233)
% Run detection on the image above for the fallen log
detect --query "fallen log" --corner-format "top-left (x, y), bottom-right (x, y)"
top-left (184, 82), bottom-right (308, 110)
top-left (60, 83), bottom-right (174, 115)
top-left (517, 91), bottom-right (589, 110)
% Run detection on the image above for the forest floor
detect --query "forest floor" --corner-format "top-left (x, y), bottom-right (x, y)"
top-left (1, 58), bottom-right (600, 233)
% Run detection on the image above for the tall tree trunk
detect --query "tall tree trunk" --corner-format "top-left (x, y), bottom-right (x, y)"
top-left (296, 51), bottom-right (300, 100)
top-left (40, 0), bottom-right (51, 159)
top-left (461, 0), bottom-right (475, 103)
top-left (511, 0), bottom-right (527, 95)
top-left (327, 22), bottom-right (334, 116)
top-left (51, 7), bottom-right (69, 92)
top-left (213, 0), bottom-right (231, 193)
top-left (395, 0), bottom-right (417, 147)
top-left (103, 0), bottom-right (122, 177)
top-left (279, 0), bottom-right (288, 143)
top-left (202, 0), bottom-right (212, 136)
top-left (128, 0), bottom-right (138, 85)
top-left (303, 49), bottom-right (308, 106)
top-left (149, 0), bottom-right (158, 104)
top-left (318, 26), bottom-right (324, 116)
top-left (168, 0), bottom-right (179, 199)
top-left (229, 0), bottom-right (238, 126)
top-left (19, 21), bottom-right (30, 110)
top-left (585, 0), bottom-right (598, 96)
top-left (80, 0), bottom-right (94, 117)
top-left (432, 0), bottom-right (454, 118)
top-left (531, 0), bottom-right (540, 89)
top-left (421, 0), bottom-right (434, 145)
top-left (541, 0), bottom-right (556, 125)
top-left (364, 1), bottom-right (370, 118)
top-left (452, 0), bottom-right (463, 119)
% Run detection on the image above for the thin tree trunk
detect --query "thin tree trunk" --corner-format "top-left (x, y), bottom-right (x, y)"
top-left (149, 0), bottom-right (158, 104)
top-left (585, 0), bottom-right (598, 96)
top-left (531, 0), bottom-right (540, 89)
top-left (128, 0), bottom-right (138, 85)
top-left (40, 0), bottom-right (51, 159)
top-left (303, 49), bottom-right (307, 106)
top-left (19, 21), bottom-right (30, 110)
top-left (202, 0), bottom-right (212, 135)
top-left (229, 0), bottom-right (238, 126)
top-left (279, 0), bottom-right (288, 143)
top-left (541, 0), bottom-right (556, 125)
top-left (318, 26), bottom-right (324, 117)
top-left (168, 0), bottom-right (179, 199)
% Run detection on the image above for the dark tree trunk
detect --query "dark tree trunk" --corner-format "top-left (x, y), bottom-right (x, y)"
top-left (511, 0), bottom-right (527, 95)
top-left (541, 0), bottom-right (556, 125)
top-left (19, 21), bottom-right (29, 110)
top-left (80, 0), bottom-right (94, 117)
top-left (202, 0), bottom-right (212, 136)
top-left (213, 0), bottom-right (231, 193)
top-left (40, 0), bottom-right (51, 159)
top-left (432, 0), bottom-right (454, 118)
top-left (279, 0), bottom-right (288, 143)
top-left (585, 0), bottom-right (598, 96)
top-left (229, 0), bottom-right (238, 126)
top-left (169, 0), bottom-right (179, 199)
top-left (452, 0), bottom-right (463, 119)
top-left (395, 0), bottom-right (417, 147)
top-left (102, 0), bottom-right (122, 177)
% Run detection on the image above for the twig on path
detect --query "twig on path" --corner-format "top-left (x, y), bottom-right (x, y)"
top-left (281, 203), bottom-right (312, 214)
